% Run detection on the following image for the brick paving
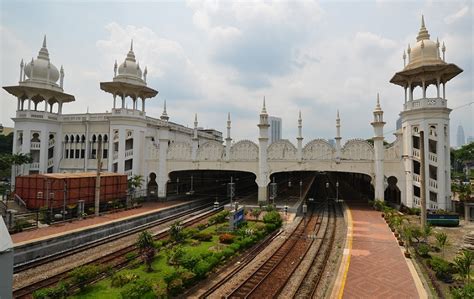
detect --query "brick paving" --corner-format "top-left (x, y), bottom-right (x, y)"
top-left (342, 201), bottom-right (420, 299)
top-left (12, 200), bottom-right (185, 244)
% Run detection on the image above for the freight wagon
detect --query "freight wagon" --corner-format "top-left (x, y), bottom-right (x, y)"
top-left (15, 172), bottom-right (127, 210)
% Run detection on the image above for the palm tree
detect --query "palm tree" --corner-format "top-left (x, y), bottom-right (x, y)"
top-left (454, 250), bottom-right (473, 285)
top-left (137, 231), bottom-right (156, 272)
top-left (435, 232), bottom-right (449, 258)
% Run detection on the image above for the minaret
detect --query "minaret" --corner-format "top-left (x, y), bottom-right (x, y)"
top-left (160, 100), bottom-right (169, 121)
top-left (371, 93), bottom-right (386, 201)
top-left (157, 102), bottom-right (170, 199)
top-left (192, 114), bottom-right (199, 160)
top-left (225, 113), bottom-right (232, 161)
top-left (297, 111), bottom-right (303, 161)
top-left (390, 15), bottom-right (462, 210)
top-left (257, 97), bottom-right (270, 203)
top-left (335, 110), bottom-right (342, 161)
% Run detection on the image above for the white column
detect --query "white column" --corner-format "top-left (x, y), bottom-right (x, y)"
top-left (257, 105), bottom-right (270, 203)
top-left (142, 98), bottom-right (145, 112)
top-left (113, 94), bottom-right (116, 109)
top-left (445, 124), bottom-right (451, 210)
top-left (437, 122), bottom-right (446, 209)
top-left (192, 114), bottom-right (198, 161)
top-left (17, 98), bottom-right (21, 111)
top-left (118, 128), bottom-right (126, 173)
top-left (39, 130), bottom-right (48, 173)
top-left (297, 111), bottom-right (303, 161)
top-left (157, 126), bottom-right (169, 198)
top-left (335, 110), bottom-right (341, 160)
top-left (421, 123), bottom-right (430, 211)
top-left (225, 113), bottom-right (231, 162)
top-left (442, 83), bottom-right (446, 99)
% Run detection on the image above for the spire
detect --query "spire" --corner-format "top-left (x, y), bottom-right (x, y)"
top-left (126, 39), bottom-right (136, 62)
top-left (143, 66), bottom-right (148, 82)
top-left (19, 59), bottom-right (24, 82)
top-left (194, 113), bottom-right (198, 128)
top-left (160, 100), bottom-right (169, 121)
top-left (114, 60), bottom-right (118, 77)
top-left (403, 50), bottom-right (407, 67)
top-left (298, 110), bottom-right (302, 122)
top-left (261, 96), bottom-right (267, 114)
top-left (60, 65), bottom-right (64, 88)
top-left (375, 93), bottom-right (382, 111)
top-left (130, 39), bottom-right (133, 51)
top-left (336, 109), bottom-right (340, 121)
top-left (38, 35), bottom-right (50, 61)
top-left (226, 112), bottom-right (231, 140)
top-left (416, 14), bottom-right (430, 42)
top-left (442, 41), bottom-right (446, 61)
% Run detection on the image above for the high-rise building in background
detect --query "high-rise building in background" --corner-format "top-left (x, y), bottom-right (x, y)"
top-left (457, 125), bottom-right (465, 148)
top-left (268, 116), bottom-right (282, 144)
top-left (467, 136), bottom-right (474, 144)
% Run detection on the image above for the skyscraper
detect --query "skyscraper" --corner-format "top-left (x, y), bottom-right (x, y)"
top-left (268, 116), bottom-right (282, 144)
top-left (457, 125), bottom-right (465, 148)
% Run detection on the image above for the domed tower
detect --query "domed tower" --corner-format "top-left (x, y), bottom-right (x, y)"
top-left (3, 36), bottom-right (75, 179)
top-left (390, 16), bottom-right (463, 210)
top-left (101, 41), bottom-right (158, 178)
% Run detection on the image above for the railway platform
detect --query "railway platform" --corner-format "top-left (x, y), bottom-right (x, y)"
top-left (12, 199), bottom-right (188, 245)
top-left (334, 201), bottom-right (427, 299)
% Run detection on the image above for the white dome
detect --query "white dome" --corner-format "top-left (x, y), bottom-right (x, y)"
top-left (115, 42), bottom-right (144, 84)
top-left (405, 17), bottom-right (445, 70)
top-left (23, 37), bottom-right (60, 85)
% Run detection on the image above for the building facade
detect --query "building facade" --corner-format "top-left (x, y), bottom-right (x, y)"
top-left (457, 125), bottom-right (466, 148)
top-left (3, 17), bottom-right (462, 210)
top-left (3, 38), bottom-right (222, 194)
top-left (268, 116), bottom-right (282, 144)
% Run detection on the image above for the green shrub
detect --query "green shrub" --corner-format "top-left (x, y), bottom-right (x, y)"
top-left (163, 269), bottom-right (180, 285)
top-left (169, 221), bottom-right (185, 243)
top-left (168, 245), bottom-right (185, 265)
top-left (222, 247), bottom-right (235, 259)
top-left (263, 211), bottom-right (282, 228)
top-left (229, 243), bottom-right (240, 251)
top-left (208, 210), bottom-right (230, 225)
top-left (179, 251), bottom-right (201, 269)
top-left (120, 279), bottom-right (153, 299)
top-left (125, 252), bottom-right (138, 261)
top-left (429, 256), bottom-right (454, 282)
top-left (409, 207), bottom-right (421, 215)
top-left (219, 233), bottom-right (235, 244)
top-left (374, 200), bottom-right (385, 211)
top-left (111, 272), bottom-right (138, 288)
top-left (416, 243), bottom-right (430, 257)
top-left (167, 278), bottom-right (183, 296)
top-left (194, 232), bottom-right (213, 242)
top-left (183, 228), bottom-right (198, 239)
top-left (69, 265), bottom-right (100, 290)
top-left (193, 260), bottom-right (212, 278)
top-left (205, 254), bottom-right (220, 268)
top-left (152, 283), bottom-right (167, 298)
top-left (450, 283), bottom-right (474, 299)
top-left (180, 270), bottom-right (197, 287)
top-left (33, 281), bottom-right (68, 299)
top-left (238, 236), bottom-right (254, 249)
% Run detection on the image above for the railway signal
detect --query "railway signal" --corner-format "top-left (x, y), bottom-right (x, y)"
top-left (270, 177), bottom-right (277, 205)
top-left (228, 176), bottom-right (236, 206)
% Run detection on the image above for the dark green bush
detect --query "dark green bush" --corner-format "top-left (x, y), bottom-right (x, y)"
top-left (180, 270), bottom-right (197, 287)
top-left (263, 211), bottom-right (282, 228)
top-left (229, 243), bottom-right (240, 252)
top-left (193, 260), bottom-right (212, 278)
top-left (197, 223), bottom-right (207, 231)
top-left (69, 265), bottom-right (100, 290)
top-left (205, 255), bottom-right (220, 268)
top-left (167, 278), bottom-right (183, 296)
top-left (450, 283), bottom-right (474, 299)
top-left (120, 279), bottom-right (153, 299)
top-left (179, 251), bottom-right (201, 270)
top-left (416, 243), bottom-right (430, 257)
top-left (33, 281), bottom-right (68, 299)
top-left (125, 252), bottom-right (138, 261)
top-left (222, 247), bottom-right (235, 259)
top-left (208, 210), bottom-right (230, 225)
top-left (429, 256), bottom-right (454, 282)
top-left (194, 232), bottom-right (213, 242)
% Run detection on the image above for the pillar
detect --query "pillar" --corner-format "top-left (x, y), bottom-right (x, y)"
top-left (257, 100), bottom-right (270, 203)
top-left (157, 125), bottom-right (169, 199)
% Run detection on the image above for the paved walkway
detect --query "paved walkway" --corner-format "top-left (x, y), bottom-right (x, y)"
top-left (12, 200), bottom-right (185, 245)
top-left (339, 201), bottom-right (425, 299)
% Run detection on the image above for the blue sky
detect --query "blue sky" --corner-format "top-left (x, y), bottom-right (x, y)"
top-left (1, 0), bottom-right (473, 145)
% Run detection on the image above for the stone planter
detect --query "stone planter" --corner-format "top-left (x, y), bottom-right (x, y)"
top-left (398, 240), bottom-right (404, 246)
top-left (394, 232), bottom-right (399, 238)
top-left (404, 251), bottom-right (411, 258)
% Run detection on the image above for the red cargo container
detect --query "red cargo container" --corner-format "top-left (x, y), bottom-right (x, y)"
top-left (15, 172), bottom-right (128, 210)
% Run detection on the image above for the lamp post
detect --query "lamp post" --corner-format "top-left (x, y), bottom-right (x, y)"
top-left (176, 177), bottom-right (179, 195)
top-left (336, 181), bottom-right (339, 202)
top-left (326, 182), bottom-right (329, 202)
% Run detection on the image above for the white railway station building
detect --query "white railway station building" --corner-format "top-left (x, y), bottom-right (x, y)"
top-left (3, 17), bottom-right (462, 210)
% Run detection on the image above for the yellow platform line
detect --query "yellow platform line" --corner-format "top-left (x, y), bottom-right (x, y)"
top-left (330, 202), bottom-right (353, 299)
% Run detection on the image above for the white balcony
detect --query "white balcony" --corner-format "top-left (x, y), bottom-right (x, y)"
top-left (47, 158), bottom-right (54, 167)
top-left (112, 108), bottom-right (145, 118)
top-left (113, 152), bottom-right (118, 160)
top-left (31, 142), bottom-right (41, 149)
top-left (403, 97), bottom-right (447, 111)
top-left (413, 173), bottom-right (421, 183)
top-left (429, 178), bottom-right (438, 189)
top-left (428, 152), bottom-right (437, 163)
top-left (125, 149), bottom-right (133, 158)
top-left (412, 148), bottom-right (420, 159)
top-left (48, 139), bottom-right (55, 147)
top-left (125, 169), bottom-right (133, 177)
top-left (30, 162), bottom-right (40, 170)
top-left (429, 201), bottom-right (438, 209)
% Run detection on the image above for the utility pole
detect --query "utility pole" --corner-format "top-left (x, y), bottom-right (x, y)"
top-left (95, 136), bottom-right (102, 217)
top-left (63, 179), bottom-right (67, 221)
top-left (420, 130), bottom-right (427, 229)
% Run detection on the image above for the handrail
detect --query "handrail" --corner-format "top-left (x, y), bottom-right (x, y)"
top-left (15, 194), bottom-right (27, 208)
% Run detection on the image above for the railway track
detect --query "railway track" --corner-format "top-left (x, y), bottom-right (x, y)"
top-left (294, 201), bottom-right (338, 298)
top-left (225, 201), bottom-right (326, 299)
top-left (13, 202), bottom-right (222, 298)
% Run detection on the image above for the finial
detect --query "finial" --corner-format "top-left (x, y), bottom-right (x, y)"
top-left (194, 113), bottom-right (198, 126)
top-left (299, 110), bottom-right (302, 120)
top-left (160, 100), bottom-right (169, 121)
top-left (114, 60), bottom-right (118, 76)
top-left (442, 41), bottom-right (446, 61)
top-left (130, 39), bottom-right (133, 51)
top-left (407, 43), bottom-right (411, 54)
top-left (403, 50), bottom-right (406, 66)
top-left (436, 37), bottom-right (440, 47)
top-left (416, 14), bottom-right (430, 41)
top-left (43, 35), bottom-right (47, 48)
top-left (376, 93), bottom-right (382, 111)
top-left (227, 112), bottom-right (231, 121)
top-left (20, 59), bottom-right (24, 67)
top-left (261, 96), bottom-right (267, 114)
top-left (60, 65), bottom-right (64, 73)
top-left (337, 109), bottom-right (340, 119)
top-left (143, 66), bottom-right (148, 82)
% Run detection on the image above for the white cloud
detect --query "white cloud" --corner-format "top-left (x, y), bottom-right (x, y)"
top-left (444, 5), bottom-right (469, 24)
